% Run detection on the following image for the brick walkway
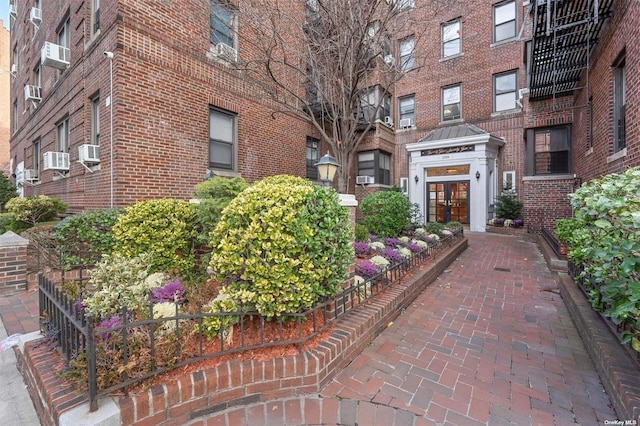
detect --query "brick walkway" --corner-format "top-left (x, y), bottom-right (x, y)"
top-left (196, 233), bottom-right (617, 425)
top-left (0, 281), bottom-right (39, 336)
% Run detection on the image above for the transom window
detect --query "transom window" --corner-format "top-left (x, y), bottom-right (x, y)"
top-left (442, 20), bottom-right (461, 58)
top-left (209, 108), bottom-right (236, 170)
top-left (525, 126), bottom-right (571, 175)
top-left (493, 0), bottom-right (516, 43)
top-left (358, 150), bottom-right (391, 186)
top-left (399, 36), bottom-right (415, 71)
top-left (442, 84), bottom-right (461, 121)
top-left (494, 70), bottom-right (517, 112)
top-left (210, 0), bottom-right (236, 47)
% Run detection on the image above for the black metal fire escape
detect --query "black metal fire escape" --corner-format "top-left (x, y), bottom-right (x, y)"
top-left (528, 0), bottom-right (615, 103)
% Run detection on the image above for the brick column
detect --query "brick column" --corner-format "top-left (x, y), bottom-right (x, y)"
top-left (334, 194), bottom-right (358, 315)
top-left (0, 231), bottom-right (29, 296)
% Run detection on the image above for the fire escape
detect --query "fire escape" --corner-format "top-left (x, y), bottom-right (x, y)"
top-left (528, 0), bottom-right (615, 104)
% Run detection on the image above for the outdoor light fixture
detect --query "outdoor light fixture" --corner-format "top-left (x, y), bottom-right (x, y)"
top-left (475, 171), bottom-right (481, 180)
top-left (314, 152), bottom-right (340, 187)
top-left (414, 175), bottom-right (419, 183)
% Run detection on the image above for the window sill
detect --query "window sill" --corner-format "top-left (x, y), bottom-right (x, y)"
top-left (522, 174), bottom-right (574, 181)
top-left (440, 53), bottom-right (463, 62)
top-left (208, 169), bottom-right (241, 178)
top-left (491, 108), bottom-right (522, 117)
top-left (606, 147), bottom-right (626, 163)
top-left (490, 38), bottom-right (517, 49)
top-left (439, 118), bottom-right (464, 126)
top-left (584, 147), bottom-right (593, 157)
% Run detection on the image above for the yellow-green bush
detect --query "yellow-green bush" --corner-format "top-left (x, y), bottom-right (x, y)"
top-left (112, 199), bottom-right (198, 274)
top-left (208, 175), bottom-right (353, 320)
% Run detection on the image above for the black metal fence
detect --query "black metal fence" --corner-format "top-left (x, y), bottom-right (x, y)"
top-left (37, 230), bottom-right (463, 412)
top-left (541, 227), bottom-right (562, 257)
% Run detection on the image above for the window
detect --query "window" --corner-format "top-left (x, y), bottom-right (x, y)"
top-left (56, 118), bottom-right (69, 153)
top-left (57, 17), bottom-right (70, 75)
top-left (360, 86), bottom-right (390, 123)
top-left (398, 95), bottom-right (415, 126)
top-left (91, 0), bottom-right (100, 35)
top-left (12, 100), bottom-right (18, 134)
top-left (525, 126), bottom-right (571, 175)
top-left (613, 52), bottom-right (626, 152)
top-left (502, 170), bottom-right (516, 193)
top-left (493, 0), bottom-right (516, 43)
top-left (442, 20), bottom-right (461, 58)
top-left (399, 36), bottom-right (415, 71)
top-left (396, 0), bottom-right (415, 9)
top-left (209, 108), bottom-right (236, 170)
top-left (33, 139), bottom-right (41, 178)
top-left (210, 0), bottom-right (236, 47)
top-left (442, 84), bottom-right (461, 121)
top-left (358, 150), bottom-right (391, 185)
top-left (33, 64), bottom-right (41, 87)
top-left (91, 95), bottom-right (100, 146)
top-left (306, 137), bottom-right (320, 180)
top-left (494, 70), bottom-right (517, 112)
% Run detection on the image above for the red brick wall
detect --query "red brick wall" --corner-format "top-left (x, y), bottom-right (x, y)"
top-left (0, 241), bottom-right (27, 296)
top-left (522, 178), bottom-right (575, 233)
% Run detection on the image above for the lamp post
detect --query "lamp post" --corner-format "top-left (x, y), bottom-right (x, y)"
top-left (314, 152), bottom-right (340, 187)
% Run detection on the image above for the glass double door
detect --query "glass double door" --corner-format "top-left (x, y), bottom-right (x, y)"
top-left (427, 181), bottom-right (470, 224)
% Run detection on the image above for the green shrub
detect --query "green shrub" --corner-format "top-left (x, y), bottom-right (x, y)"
top-left (0, 173), bottom-right (17, 211)
top-left (112, 199), bottom-right (198, 274)
top-left (570, 167), bottom-right (640, 339)
top-left (208, 175), bottom-right (353, 320)
top-left (5, 195), bottom-right (67, 227)
top-left (192, 176), bottom-right (248, 244)
top-left (354, 223), bottom-right (369, 242)
top-left (446, 221), bottom-right (462, 231)
top-left (0, 213), bottom-right (18, 234)
top-left (53, 209), bottom-right (122, 269)
top-left (360, 190), bottom-right (411, 237)
top-left (554, 218), bottom-right (583, 245)
top-left (424, 222), bottom-right (445, 235)
top-left (494, 194), bottom-right (523, 220)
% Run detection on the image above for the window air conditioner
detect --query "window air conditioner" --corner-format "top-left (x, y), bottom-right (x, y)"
top-left (9, 4), bottom-right (16, 17)
top-left (43, 151), bottom-right (70, 171)
top-left (384, 116), bottom-right (394, 126)
top-left (356, 175), bottom-right (375, 185)
top-left (399, 118), bottom-right (412, 128)
top-left (41, 42), bottom-right (71, 70)
top-left (30, 7), bottom-right (42, 25)
top-left (24, 169), bottom-right (39, 182)
top-left (214, 43), bottom-right (238, 62)
top-left (78, 144), bottom-right (100, 163)
top-left (10, 64), bottom-right (17, 76)
top-left (24, 85), bottom-right (42, 102)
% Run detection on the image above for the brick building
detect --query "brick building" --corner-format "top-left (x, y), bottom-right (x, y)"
top-left (8, 0), bottom-right (637, 232)
top-left (0, 21), bottom-right (10, 175)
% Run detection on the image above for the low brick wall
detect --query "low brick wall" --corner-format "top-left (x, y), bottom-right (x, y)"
top-left (19, 236), bottom-right (468, 426)
top-left (558, 273), bottom-right (640, 423)
top-left (0, 232), bottom-right (29, 296)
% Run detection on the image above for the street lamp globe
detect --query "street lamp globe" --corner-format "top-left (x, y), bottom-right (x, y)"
top-left (314, 152), bottom-right (340, 186)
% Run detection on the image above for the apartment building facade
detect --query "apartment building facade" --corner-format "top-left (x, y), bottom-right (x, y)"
top-left (9, 0), bottom-right (637, 232)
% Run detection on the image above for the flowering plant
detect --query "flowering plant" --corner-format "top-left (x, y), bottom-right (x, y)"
top-left (513, 218), bottom-right (524, 228)
top-left (151, 279), bottom-right (186, 303)
top-left (397, 247), bottom-right (412, 259)
top-left (369, 255), bottom-right (390, 270)
top-left (382, 247), bottom-right (403, 264)
top-left (383, 237), bottom-right (400, 247)
top-left (354, 241), bottom-right (370, 256)
top-left (355, 260), bottom-right (379, 279)
top-left (369, 241), bottom-right (386, 251)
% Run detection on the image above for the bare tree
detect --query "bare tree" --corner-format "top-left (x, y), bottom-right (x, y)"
top-left (229, 0), bottom-right (454, 192)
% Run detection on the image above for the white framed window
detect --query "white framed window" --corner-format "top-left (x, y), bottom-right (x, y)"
top-left (502, 170), bottom-right (516, 193)
top-left (91, 0), bottom-right (100, 36)
top-left (399, 36), bottom-right (415, 71)
top-left (209, 108), bottom-right (236, 170)
top-left (210, 0), bottom-right (236, 48)
top-left (442, 84), bottom-right (461, 121)
top-left (493, 0), bottom-right (516, 43)
top-left (398, 95), bottom-right (415, 126)
top-left (56, 118), bottom-right (70, 153)
top-left (400, 177), bottom-right (408, 196)
top-left (494, 70), bottom-right (517, 112)
top-left (442, 20), bottom-right (461, 58)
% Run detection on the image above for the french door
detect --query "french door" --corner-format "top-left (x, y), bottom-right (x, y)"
top-left (427, 181), bottom-right (470, 224)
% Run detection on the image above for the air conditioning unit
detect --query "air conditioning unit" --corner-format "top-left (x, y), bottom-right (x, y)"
top-left (214, 43), bottom-right (238, 62)
top-left (384, 116), bottom-right (393, 126)
top-left (518, 88), bottom-right (530, 99)
top-left (10, 64), bottom-right (17, 76)
top-left (9, 4), bottom-right (16, 17)
top-left (24, 169), bottom-right (39, 182)
top-left (78, 144), bottom-right (100, 163)
top-left (399, 118), bottom-right (412, 128)
top-left (41, 42), bottom-right (70, 70)
top-left (43, 151), bottom-right (70, 171)
top-left (356, 175), bottom-right (375, 185)
top-left (24, 85), bottom-right (42, 102)
top-left (30, 7), bottom-right (42, 25)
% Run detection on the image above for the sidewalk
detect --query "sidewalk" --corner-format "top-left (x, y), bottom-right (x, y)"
top-left (200, 233), bottom-right (618, 425)
top-left (0, 233), bottom-right (621, 425)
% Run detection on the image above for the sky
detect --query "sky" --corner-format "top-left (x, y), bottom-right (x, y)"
top-left (1, 2), bottom-right (9, 29)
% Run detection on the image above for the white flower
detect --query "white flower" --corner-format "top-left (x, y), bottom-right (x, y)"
top-left (369, 255), bottom-right (390, 269)
top-left (412, 239), bottom-right (428, 249)
top-left (354, 275), bottom-right (365, 285)
top-left (398, 236), bottom-right (410, 244)
top-left (504, 219), bottom-right (514, 227)
top-left (370, 241), bottom-right (385, 251)
top-left (397, 247), bottom-right (412, 259)
top-left (441, 229), bottom-right (453, 236)
top-left (428, 233), bottom-right (440, 241)
top-left (153, 302), bottom-right (180, 334)
top-left (414, 228), bottom-right (427, 236)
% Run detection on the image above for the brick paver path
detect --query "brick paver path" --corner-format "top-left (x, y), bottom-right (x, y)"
top-left (197, 233), bottom-right (617, 425)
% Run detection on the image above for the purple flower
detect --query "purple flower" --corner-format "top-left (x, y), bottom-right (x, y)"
top-left (495, 218), bottom-right (505, 226)
top-left (151, 280), bottom-right (186, 303)
top-left (382, 247), bottom-right (403, 264)
top-left (407, 242), bottom-right (422, 253)
top-left (513, 218), bottom-right (524, 228)
top-left (98, 315), bottom-right (121, 341)
top-left (354, 241), bottom-right (370, 255)
top-left (368, 233), bottom-right (377, 241)
top-left (355, 260), bottom-right (378, 279)
top-left (383, 237), bottom-right (400, 247)
top-left (74, 298), bottom-right (85, 313)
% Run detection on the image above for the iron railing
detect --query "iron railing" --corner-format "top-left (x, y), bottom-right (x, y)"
top-left (37, 230), bottom-right (463, 412)
top-left (541, 226), bottom-right (562, 257)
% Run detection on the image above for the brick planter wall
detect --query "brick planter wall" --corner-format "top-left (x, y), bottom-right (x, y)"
top-left (0, 232), bottom-right (29, 296)
top-left (18, 237), bottom-right (468, 426)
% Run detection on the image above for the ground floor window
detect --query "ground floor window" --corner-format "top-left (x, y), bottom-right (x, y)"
top-left (525, 125), bottom-right (571, 175)
top-left (357, 150), bottom-right (391, 185)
